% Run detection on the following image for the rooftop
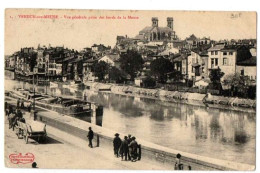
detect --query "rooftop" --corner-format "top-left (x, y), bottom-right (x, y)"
top-left (236, 56), bottom-right (256, 66)
top-left (208, 44), bottom-right (225, 51)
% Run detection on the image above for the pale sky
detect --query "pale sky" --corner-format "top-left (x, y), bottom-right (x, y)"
top-left (5, 9), bottom-right (256, 55)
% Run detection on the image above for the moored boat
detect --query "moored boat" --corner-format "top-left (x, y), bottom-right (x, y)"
top-left (7, 88), bottom-right (102, 117)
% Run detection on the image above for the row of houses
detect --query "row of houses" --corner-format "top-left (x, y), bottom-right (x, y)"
top-left (5, 44), bottom-right (112, 83)
top-left (5, 41), bottom-right (256, 88)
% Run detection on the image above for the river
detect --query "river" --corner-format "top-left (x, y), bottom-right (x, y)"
top-left (5, 71), bottom-right (256, 165)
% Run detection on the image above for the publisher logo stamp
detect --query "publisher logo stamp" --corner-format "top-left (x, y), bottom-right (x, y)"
top-left (9, 153), bottom-right (35, 164)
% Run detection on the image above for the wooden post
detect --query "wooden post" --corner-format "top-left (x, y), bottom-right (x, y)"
top-left (96, 134), bottom-right (99, 147)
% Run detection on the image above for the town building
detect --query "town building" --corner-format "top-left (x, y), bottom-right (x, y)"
top-left (236, 56), bottom-right (257, 83)
top-left (134, 17), bottom-right (177, 42)
top-left (208, 44), bottom-right (254, 81)
top-left (187, 45), bottom-right (210, 84)
top-left (98, 54), bottom-right (121, 69)
top-left (5, 55), bottom-right (16, 70)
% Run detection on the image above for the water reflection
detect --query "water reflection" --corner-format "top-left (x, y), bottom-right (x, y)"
top-left (4, 73), bottom-right (256, 165)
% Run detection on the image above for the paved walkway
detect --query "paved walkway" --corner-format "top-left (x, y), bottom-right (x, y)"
top-left (4, 111), bottom-right (171, 170)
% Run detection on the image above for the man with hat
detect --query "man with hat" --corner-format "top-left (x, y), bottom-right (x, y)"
top-left (87, 127), bottom-right (94, 148)
top-left (127, 134), bottom-right (132, 160)
top-left (120, 136), bottom-right (129, 161)
top-left (129, 136), bottom-right (138, 162)
top-left (113, 133), bottom-right (122, 157)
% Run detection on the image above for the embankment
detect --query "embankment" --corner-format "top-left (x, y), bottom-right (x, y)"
top-left (84, 82), bottom-right (256, 113)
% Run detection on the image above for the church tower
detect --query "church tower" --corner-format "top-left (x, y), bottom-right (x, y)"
top-left (152, 17), bottom-right (158, 27)
top-left (167, 17), bottom-right (173, 30)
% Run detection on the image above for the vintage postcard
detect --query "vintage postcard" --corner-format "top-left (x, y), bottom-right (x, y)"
top-left (4, 9), bottom-right (256, 170)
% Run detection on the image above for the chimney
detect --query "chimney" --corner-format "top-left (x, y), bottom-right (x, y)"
top-left (152, 17), bottom-right (158, 27)
top-left (125, 35), bottom-right (127, 38)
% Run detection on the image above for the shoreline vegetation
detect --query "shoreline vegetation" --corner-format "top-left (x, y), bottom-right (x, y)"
top-left (84, 81), bottom-right (256, 113)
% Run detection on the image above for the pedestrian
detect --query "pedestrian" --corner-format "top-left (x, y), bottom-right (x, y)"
top-left (20, 99), bottom-right (25, 109)
top-left (8, 113), bottom-right (16, 129)
top-left (127, 134), bottom-right (132, 160)
top-left (128, 136), bottom-right (138, 162)
top-left (87, 127), bottom-right (94, 148)
top-left (120, 136), bottom-right (129, 161)
top-left (32, 162), bottom-right (38, 168)
top-left (174, 153), bottom-right (183, 170)
top-left (28, 102), bottom-right (32, 112)
top-left (17, 98), bottom-right (20, 108)
top-left (16, 108), bottom-right (23, 118)
top-left (113, 133), bottom-right (122, 157)
top-left (7, 106), bottom-right (13, 117)
top-left (5, 105), bottom-right (9, 116)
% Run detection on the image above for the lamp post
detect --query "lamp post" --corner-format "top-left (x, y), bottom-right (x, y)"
top-left (45, 61), bottom-right (49, 95)
top-left (32, 67), bottom-right (38, 120)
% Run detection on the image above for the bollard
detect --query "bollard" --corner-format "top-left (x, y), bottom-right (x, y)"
top-left (96, 134), bottom-right (100, 147)
top-left (31, 110), bottom-right (38, 121)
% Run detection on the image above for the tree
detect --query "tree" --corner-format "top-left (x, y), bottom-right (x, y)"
top-left (223, 73), bottom-right (252, 98)
top-left (92, 61), bottom-right (109, 81)
top-left (119, 50), bottom-right (144, 80)
top-left (168, 70), bottom-right (183, 82)
top-left (109, 66), bottom-right (127, 83)
top-left (143, 76), bottom-right (156, 88)
top-left (150, 57), bottom-right (174, 83)
top-left (208, 67), bottom-right (224, 91)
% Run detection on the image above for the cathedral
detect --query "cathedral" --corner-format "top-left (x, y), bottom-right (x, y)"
top-left (134, 17), bottom-right (177, 41)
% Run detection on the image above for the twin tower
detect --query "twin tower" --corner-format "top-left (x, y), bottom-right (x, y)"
top-left (151, 17), bottom-right (174, 30)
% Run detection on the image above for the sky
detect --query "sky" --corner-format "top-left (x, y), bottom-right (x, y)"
top-left (5, 9), bottom-right (257, 55)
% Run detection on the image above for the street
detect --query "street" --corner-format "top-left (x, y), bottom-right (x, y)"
top-left (4, 112), bottom-right (170, 170)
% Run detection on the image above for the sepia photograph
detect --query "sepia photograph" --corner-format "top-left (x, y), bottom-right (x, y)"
top-left (4, 8), bottom-right (256, 171)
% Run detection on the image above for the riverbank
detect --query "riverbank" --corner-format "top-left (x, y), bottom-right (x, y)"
top-left (84, 81), bottom-right (256, 113)
top-left (5, 96), bottom-right (255, 170)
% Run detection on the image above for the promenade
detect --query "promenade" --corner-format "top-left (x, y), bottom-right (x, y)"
top-left (4, 111), bottom-right (170, 169)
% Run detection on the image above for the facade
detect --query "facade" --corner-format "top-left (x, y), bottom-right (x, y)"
top-left (134, 17), bottom-right (177, 41)
top-left (187, 48), bottom-right (209, 82)
top-left (98, 54), bottom-right (121, 69)
top-left (236, 56), bottom-right (257, 82)
top-left (5, 55), bottom-right (16, 69)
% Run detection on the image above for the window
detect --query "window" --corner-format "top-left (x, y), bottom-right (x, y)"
top-left (192, 67), bottom-right (194, 73)
top-left (211, 58), bottom-right (214, 68)
top-left (223, 52), bottom-right (227, 55)
top-left (215, 58), bottom-right (218, 66)
top-left (215, 51), bottom-right (218, 55)
top-left (211, 51), bottom-right (214, 55)
top-left (223, 58), bottom-right (228, 65)
top-left (229, 52), bottom-right (233, 55)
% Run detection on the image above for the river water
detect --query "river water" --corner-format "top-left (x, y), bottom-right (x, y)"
top-left (5, 71), bottom-right (256, 165)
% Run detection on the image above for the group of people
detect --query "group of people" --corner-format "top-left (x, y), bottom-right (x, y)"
top-left (113, 133), bottom-right (141, 162)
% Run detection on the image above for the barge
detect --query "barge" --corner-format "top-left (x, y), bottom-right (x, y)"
top-left (7, 88), bottom-right (103, 117)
